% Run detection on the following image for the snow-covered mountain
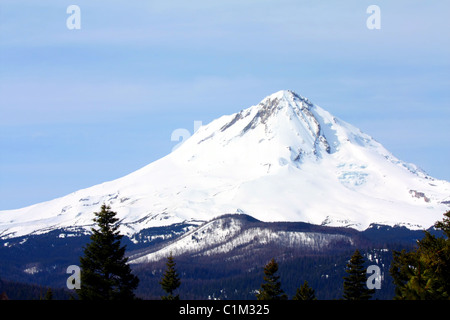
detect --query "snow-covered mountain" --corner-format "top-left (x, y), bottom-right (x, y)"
top-left (1, 90), bottom-right (449, 240)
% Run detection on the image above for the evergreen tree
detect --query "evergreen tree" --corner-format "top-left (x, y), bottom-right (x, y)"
top-left (78, 204), bottom-right (139, 300)
top-left (44, 288), bottom-right (53, 300)
top-left (390, 211), bottom-right (450, 300)
top-left (343, 249), bottom-right (374, 300)
top-left (293, 280), bottom-right (317, 300)
top-left (256, 258), bottom-right (287, 300)
top-left (160, 253), bottom-right (181, 300)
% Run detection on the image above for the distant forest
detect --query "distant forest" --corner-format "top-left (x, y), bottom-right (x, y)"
top-left (2, 210), bottom-right (449, 300)
top-left (0, 246), bottom-right (403, 300)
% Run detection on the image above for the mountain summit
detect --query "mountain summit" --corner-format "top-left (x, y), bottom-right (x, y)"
top-left (1, 90), bottom-right (449, 239)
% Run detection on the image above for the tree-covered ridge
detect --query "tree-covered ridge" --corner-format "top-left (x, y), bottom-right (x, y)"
top-left (1, 209), bottom-right (449, 300)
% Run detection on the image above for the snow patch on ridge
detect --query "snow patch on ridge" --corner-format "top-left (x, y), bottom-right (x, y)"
top-left (129, 215), bottom-right (354, 264)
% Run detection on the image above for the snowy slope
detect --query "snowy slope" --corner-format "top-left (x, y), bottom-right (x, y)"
top-left (0, 90), bottom-right (449, 239)
top-left (129, 214), bottom-right (354, 264)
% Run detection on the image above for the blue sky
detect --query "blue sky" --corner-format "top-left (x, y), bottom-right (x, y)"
top-left (0, 0), bottom-right (449, 210)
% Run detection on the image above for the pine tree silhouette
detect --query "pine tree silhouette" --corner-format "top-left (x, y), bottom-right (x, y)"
top-left (293, 280), bottom-right (317, 300)
top-left (160, 253), bottom-right (181, 300)
top-left (78, 204), bottom-right (139, 300)
top-left (256, 258), bottom-right (287, 300)
top-left (343, 249), bottom-right (374, 300)
top-left (390, 210), bottom-right (450, 299)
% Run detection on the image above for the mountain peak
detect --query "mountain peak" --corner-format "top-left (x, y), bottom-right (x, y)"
top-left (204, 89), bottom-right (332, 161)
top-left (256, 90), bottom-right (313, 118)
top-left (218, 90), bottom-right (315, 136)
top-left (260, 90), bottom-right (311, 107)
top-left (260, 89), bottom-right (297, 102)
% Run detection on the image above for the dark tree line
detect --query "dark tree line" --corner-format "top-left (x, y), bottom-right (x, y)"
top-left (65, 206), bottom-right (450, 300)
top-left (254, 250), bottom-right (374, 300)
top-left (254, 210), bottom-right (450, 300)
top-left (390, 210), bottom-right (450, 300)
